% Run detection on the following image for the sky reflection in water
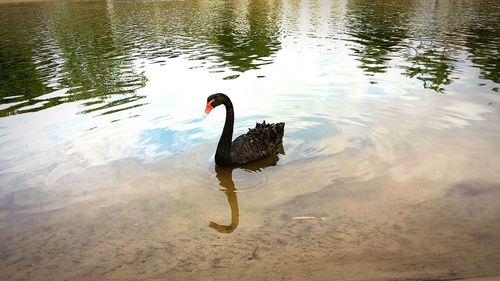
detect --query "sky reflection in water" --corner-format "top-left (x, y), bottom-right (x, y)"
top-left (0, 0), bottom-right (499, 179)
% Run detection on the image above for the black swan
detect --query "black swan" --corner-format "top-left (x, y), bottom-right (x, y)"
top-left (204, 93), bottom-right (285, 167)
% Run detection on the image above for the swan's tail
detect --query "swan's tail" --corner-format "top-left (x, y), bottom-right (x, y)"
top-left (273, 122), bottom-right (285, 143)
top-left (255, 120), bottom-right (285, 145)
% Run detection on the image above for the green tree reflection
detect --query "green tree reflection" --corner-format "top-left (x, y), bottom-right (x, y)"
top-left (47, 2), bottom-right (147, 114)
top-left (400, 0), bottom-right (467, 93)
top-left (467, 30), bottom-right (499, 85)
top-left (0, 2), bottom-right (147, 117)
top-left (345, 0), bottom-right (412, 74)
top-left (404, 41), bottom-right (457, 93)
top-left (208, 0), bottom-right (282, 73)
top-left (465, 7), bottom-right (500, 86)
top-left (0, 6), bottom-right (53, 117)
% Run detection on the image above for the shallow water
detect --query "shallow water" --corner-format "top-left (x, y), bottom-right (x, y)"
top-left (1, 0), bottom-right (500, 280)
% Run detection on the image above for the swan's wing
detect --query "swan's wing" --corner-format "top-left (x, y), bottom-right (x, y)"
top-left (230, 121), bottom-right (285, 165)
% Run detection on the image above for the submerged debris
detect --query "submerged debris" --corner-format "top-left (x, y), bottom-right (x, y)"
top-left (290, 216), bottom-right (316, 220)
top-left (248, 247), bottom-right (259, 260)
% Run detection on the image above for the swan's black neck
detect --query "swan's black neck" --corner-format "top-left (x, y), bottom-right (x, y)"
top-left (215, 97), bottom-right (234, 166)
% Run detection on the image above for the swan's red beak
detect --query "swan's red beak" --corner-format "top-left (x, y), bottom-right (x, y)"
top-left (203, 99), bottom-right (214, 118)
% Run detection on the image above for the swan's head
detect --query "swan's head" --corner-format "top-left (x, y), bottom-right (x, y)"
top-left (204, 93), bottom-right (227, 117)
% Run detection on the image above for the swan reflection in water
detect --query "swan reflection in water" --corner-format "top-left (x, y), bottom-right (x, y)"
top-left (209, 144), bottom-right (285, 234)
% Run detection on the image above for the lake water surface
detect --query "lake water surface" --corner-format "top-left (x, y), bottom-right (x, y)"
top-left (1, 0), bottom-right (500, 280)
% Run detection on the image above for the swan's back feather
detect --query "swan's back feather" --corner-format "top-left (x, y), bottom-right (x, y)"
top-left (229, 121), bottom-right (285, 165)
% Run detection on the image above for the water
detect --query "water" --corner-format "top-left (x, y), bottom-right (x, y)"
top-left (1, 0), bottom-right (499, 280)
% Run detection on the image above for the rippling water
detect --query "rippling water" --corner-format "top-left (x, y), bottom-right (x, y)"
top-left (0, 0), bottom-right (498, 173)
top-left (1, 0), bottom-right (500, 280)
